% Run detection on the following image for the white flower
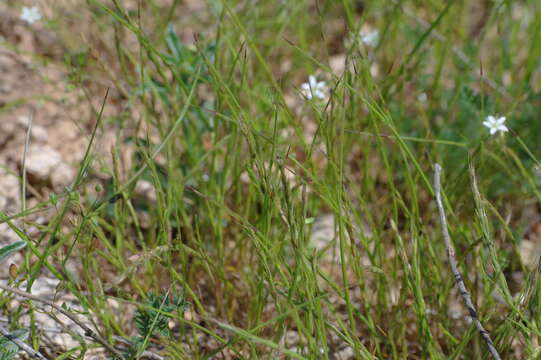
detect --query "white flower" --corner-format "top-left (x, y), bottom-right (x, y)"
top-left (483, 115), bottom-right (508, 135)
top-left (20, 6), bottom-right (42, 24)
top-left (345, 28), bottom-right (379, 49)
top-left (300, 75), bottom-right (328, 100)
top-left (360, 29), bottom-right (379, 47)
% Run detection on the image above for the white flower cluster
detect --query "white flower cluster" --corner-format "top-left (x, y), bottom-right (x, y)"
top-left (20, 6), bottom-right (42, 24)
top-left (300, 75), bottom-right (328, 101)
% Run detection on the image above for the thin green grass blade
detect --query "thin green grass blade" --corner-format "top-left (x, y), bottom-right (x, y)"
top-left (0, 240), bottom-right (27, 265)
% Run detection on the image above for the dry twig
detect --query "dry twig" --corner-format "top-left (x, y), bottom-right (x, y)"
top-left (0, 283), bottom-right (124, 359)
top-left (0, 317), bottom-right (163, 360)
top-left (0, 324), bottom-right (48, 360)
top-left (433, 163), bottom-right (501, 360)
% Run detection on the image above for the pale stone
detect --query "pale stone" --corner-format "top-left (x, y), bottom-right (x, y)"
top-left (25, 144), bottom-right (62, 180)
top-left (329, 54), bottom-right (346, 75)
top-left (310, 213), bottom-right (336, 252)
top-left (335, 346), bottom-right (355, 360)
top-left (519, 239), bottom-right (541, 269)
top-left (135, 179), bottom-right (157, 202)
top-left (50, 162), bottom-right (75, 190)
top-left (31, 124), bottom-right (49, 142)
top-left (0, 167), bottom-right (21, 211)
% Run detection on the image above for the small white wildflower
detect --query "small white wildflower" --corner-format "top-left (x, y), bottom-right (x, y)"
top-left (360, 29), bottom-right (379, 47)
top-left (20, 6), bottom-right (42, 24)
top-left (417, 92), bottom-right (428, 102)
top-left (300, 75), bottom-right (328, 100)
top-left (345, 28), bottom-right (379, 50)
top-left (483, 115), bottom-right (508, 135)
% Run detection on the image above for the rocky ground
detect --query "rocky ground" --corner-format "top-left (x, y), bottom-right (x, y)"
top-left (0, 4), bottom-right (123, 356)
top-left (1, 2), bottom-right (541, 359)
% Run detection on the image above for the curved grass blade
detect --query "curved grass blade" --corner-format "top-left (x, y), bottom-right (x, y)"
top-left (0, 240), bottom-right (27, 265)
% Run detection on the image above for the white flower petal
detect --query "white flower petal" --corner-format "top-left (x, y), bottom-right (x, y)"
top-left (498, 125), bottom-right (509, 132)
top-left (490, 127), bottom-right (497, 135)
top-left (495, 116), bottom-right (506, 125)
top-left (486, 115), bottom-right (495, 122)
top-left (482, 121), bottom-right (492, 128)
top-left (360, 30), bottom-right (379, 47)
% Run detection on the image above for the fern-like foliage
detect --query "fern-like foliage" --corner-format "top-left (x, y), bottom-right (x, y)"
top-left (134, 291), bottom-right (189, 338)
top-left (0, 329), bottom-right (29, 360)
top-left (115, 291), bottom-right (189, 359)
top-left (114, 291), bottom-right (190, 359)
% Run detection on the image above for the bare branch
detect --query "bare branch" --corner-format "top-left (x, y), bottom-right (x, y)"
top-left (0, 283), bottom-right (124, 359)
top-left (433, 163), bottom-right (501, 360)
top-left (0, 324), bottom-right (48, 360)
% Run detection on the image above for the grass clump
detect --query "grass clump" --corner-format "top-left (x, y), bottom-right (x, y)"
top-left (1, 0), bottom-right (541, 359)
